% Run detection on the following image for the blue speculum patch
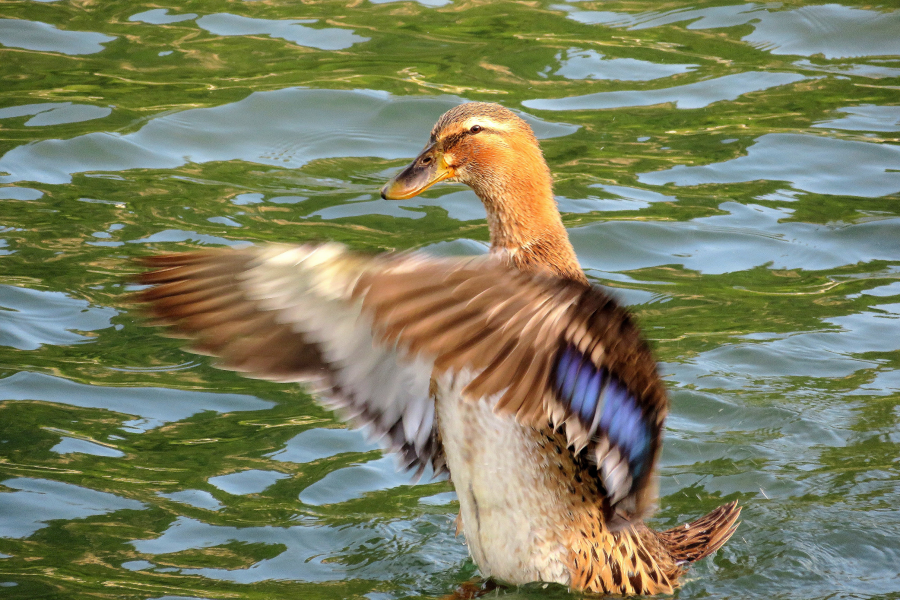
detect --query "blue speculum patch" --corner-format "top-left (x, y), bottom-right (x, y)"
top-left (553, 345), bottom-right (651, 479)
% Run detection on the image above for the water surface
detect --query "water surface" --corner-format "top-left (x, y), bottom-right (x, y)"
top-left (0, 1), bottom-right (898, 599)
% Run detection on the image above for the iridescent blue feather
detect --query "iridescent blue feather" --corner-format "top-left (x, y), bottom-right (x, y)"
top-left (569, 361), bottom-right (595, 417)
top-left (580, 369), bottom-right (602, 422)
top-left (552, 344), bottom-right (654, 485)
top-left (555, 347), bottom-right (575, 401)
top-left (562, 352), bottom-right (582, 402)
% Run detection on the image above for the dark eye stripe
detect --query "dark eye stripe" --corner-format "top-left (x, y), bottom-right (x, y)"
top-left (439, 126), bottom-right (495, 150)
top-left (441, 132), bottom-right (465, 148)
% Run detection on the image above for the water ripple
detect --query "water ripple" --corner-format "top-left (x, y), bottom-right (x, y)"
top-left (0, 19), bottom-right (115, 55)
top-left (551, 48), bottom-right (697, 81)
top-left (573, 203), bottom-right (899, 274)
top-left (196, 14), bottom-right (369, 51)
top-left (524, 72), bottom-right (806, 111)
top-left (0, 372), bottom-right (273, 433)
top-left (0, 478), bottom-right (145, 539)
top-left (639, 133), bottom-right (900, 197)
top-left (0, 89), bottom-right (577, 185)
top-left (556, 3), bottom-right (900, 59)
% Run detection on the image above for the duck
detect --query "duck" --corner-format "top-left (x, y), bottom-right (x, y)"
top-left (135, 102), bottom-right (740, 595)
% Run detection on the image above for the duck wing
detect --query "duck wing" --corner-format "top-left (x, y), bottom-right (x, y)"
top-left (135, 243), bottom-right (668, 518)
top-left (136, 244), bottom-right (442, 477)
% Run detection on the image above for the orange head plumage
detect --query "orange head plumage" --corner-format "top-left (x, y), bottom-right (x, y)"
top-left (382, 102), bottom-right (585, 283)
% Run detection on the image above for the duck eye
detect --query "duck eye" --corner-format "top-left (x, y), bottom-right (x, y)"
top-left (469, 124), bottom-right (483, 134)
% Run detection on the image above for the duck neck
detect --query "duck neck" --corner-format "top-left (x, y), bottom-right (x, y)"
top-left (471, 167), bottom-right (587, 285)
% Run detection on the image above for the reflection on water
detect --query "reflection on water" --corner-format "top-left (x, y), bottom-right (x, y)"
top-left (740, 5), bottom-right (900, 58)
top-left (557, 3), bottom-right (900, 59)
top-left (195, 14), bottom-right (369, 50)
top-left (0, 89), bottom-right (575, 185)
top-left (814, 105), bottom-right (900, 132)
top-left (795, 59), bottom-right (900, 80)
top-left (0, 372), bottom-right (273, 432)
top-left (0, 478), bottom-right (146, 539)
top-left (524, 71), bottom-right (806, 110)
top-left (572, 205), bottom-right (899, 275)
top-left (0, 285), bottom-right (117, 350)
top-left (639, 133), bottom-right (900, 197)
top-left (51, 435), bottom-right (126, 458)
top-left (0, 18), bottom-right (115, 54)
top-left (0, 0), bottom-right (898, 598)
top-left (129, 9), bottom-right (199, 25)
top-left (0, 102), bottom-right (112, 127)
top-left (548, 48), bottom-right (698, 81)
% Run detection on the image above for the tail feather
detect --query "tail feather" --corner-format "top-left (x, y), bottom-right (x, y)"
top-left (656, 500), bottom-right (741, 564)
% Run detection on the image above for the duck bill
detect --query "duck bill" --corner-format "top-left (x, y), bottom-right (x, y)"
top-left (380, 145), bottom-right (454, 200)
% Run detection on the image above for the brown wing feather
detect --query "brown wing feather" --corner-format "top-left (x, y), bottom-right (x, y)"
top-left (352, 254), bottom-right (668, 520)
top-left (136, 243), bottom-right (669, 518)
top-left (135, 245), bottom-right (443, 476)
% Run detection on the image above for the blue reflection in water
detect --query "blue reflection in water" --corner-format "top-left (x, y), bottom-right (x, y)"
top-left (556, 184), bottom-right (677, 214)
top-left (159, 490), bottom-right (224, 511)
top-left (0, 89), bottom-right (576, 184)
top-left (196, 14), bottom-right (369, 51)
top-left (131, 511), bottom-right (461, 584)
top-left (639, 133), bottom-right (900, 197)
top-left (209, 470), bottom-right (290, 495)
top-left (691, 302), bottom-right (900, 382)
top-left (0, 478), bottom-right (145, 539)
top-left (572, 202), bottom-right (900, 275)
top-left (0, 19), bottom-right (115, 55)
top-left (813, 105), bottom-right (900, 133)
top-left (554, 2), bottom-right (770, 30)
top-left (551, 48), bottom-right (697, 81)
top-left (129, 9), bottom-right (198, 24)
top-left (0, 286), bottom-right (117, 351)
top-left (0, 187), bottom-right (42, 201)
top-left (51, 437), bottom-right (125, 458)
top-left (371, 0), bottom-right (451, 7)
top-left (741, 5), bottom-right (900, 59)
top-left (795, 59), bottom-right (900, 80)
top-left (299, 456), bottom-right (424, 506)
top-left (524, 72), bottom-right (806, 111)
top-left (0, 103), bottom-right (111, 127)
top-left (0, 372), bottom-right (273, 433)
top-left (268, 427), bottom-right (379, 464)
top-left (556, 3), bottom-right (900, 59)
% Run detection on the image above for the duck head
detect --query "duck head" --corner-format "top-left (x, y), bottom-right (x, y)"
top-left (381, 102), bottom-right (551, 203)
top-left (381, 102), bottom-right (585, 283)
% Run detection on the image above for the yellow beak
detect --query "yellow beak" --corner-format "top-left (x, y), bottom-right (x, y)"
top-left (380, 144), bottom-right (454, 200)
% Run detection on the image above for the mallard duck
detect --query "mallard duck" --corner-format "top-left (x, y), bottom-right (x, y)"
top-left (136, 102), bottom-right (740, 595)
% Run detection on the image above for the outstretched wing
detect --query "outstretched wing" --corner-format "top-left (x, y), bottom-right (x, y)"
top-left (136, 244), bottom-right (443, 476)
top-left (136, 243), bottom-right (668, 518)
top-left (353, 250), bottom-right (667, 519)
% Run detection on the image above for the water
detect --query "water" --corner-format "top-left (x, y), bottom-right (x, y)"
top-left (0, 1), bottom-right (898, 598)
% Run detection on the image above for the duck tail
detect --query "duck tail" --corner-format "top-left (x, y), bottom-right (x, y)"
top-left (655, 500), bottom-right (741, 564)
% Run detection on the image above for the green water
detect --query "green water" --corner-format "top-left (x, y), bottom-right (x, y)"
top-left (0, 1), bottom-right (898, 598)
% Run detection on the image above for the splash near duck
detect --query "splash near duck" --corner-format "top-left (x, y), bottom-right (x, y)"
top-left (135, 102), bottom-right (740, 595)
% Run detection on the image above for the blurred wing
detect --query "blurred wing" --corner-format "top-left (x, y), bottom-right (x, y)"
top-left (136, 244), bottom-right (443, 476)
top-left (136, 243), bottom-right (668, 517)
top-left (354, 249), bottom-right (668, 519)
